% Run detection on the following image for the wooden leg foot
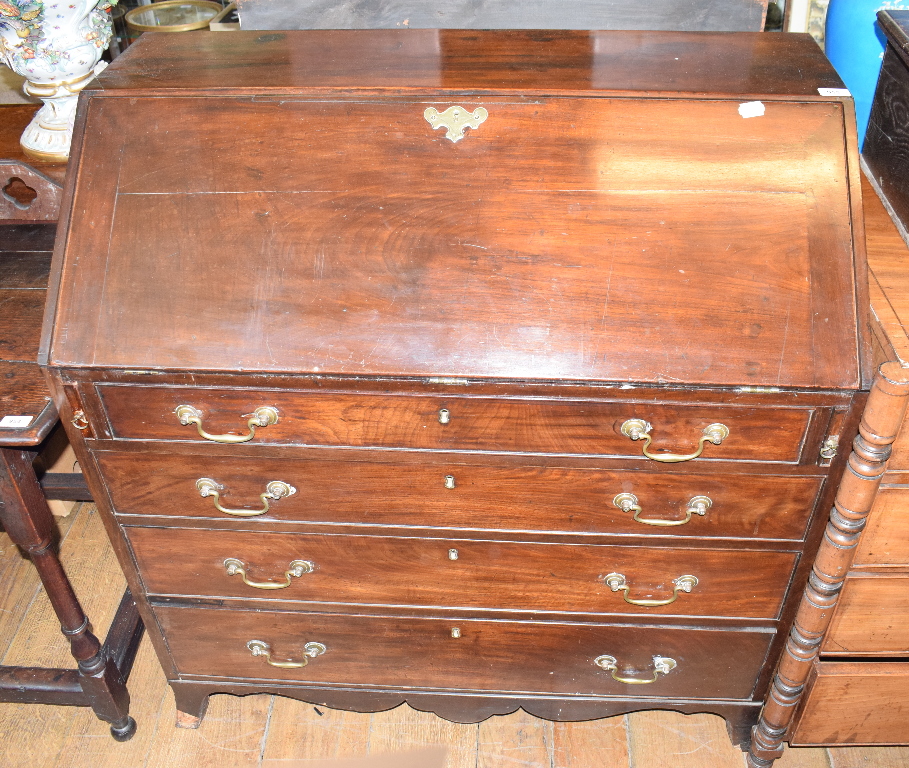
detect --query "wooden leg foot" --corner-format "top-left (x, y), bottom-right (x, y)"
top-left (110, 715), bottom-right (137, 742)
top-left (173, 684), bottom-right (210, 728)
top-left (175, 711), bottom-right (203, 729)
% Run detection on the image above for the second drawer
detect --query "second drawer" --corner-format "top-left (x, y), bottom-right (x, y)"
top-left (97, 450), bottom-right (824, 541)
top-left (127, 526), bottom-right (798, 619)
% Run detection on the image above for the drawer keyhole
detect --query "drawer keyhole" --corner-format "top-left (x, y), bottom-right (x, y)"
top-left (444, 475), bottom-right (456, 489)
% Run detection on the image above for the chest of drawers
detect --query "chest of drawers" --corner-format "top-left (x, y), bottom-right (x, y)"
top-left (40, 29), bottom-right (871, 751)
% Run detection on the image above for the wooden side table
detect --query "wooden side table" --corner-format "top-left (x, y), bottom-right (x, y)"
top-left (0, 104), bottom-right (143, 740)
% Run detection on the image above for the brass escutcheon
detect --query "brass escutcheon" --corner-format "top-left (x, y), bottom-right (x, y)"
top-left (594, 654), bottom-right (677, 684)
top-left (224, 557), bottom-right (314, 590)
top-left (438, 408), bottom-right (451, 424)
top-left (613, 492), bottom-right (712, 527)
top-left (620, 419), bottom-right (729, 462)
top-left (175, 404), bottom-right (279, 444)
top-left (196, 477), bottom-right (296, 517)
top-left (424, 106), bottom-right (488, 142)
top-left (602, 572), bottom-right (699, 606)
top-left (246, 639), bottom-right (326, 668)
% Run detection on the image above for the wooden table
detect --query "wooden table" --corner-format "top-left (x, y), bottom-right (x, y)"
top-left (0, 104), bottom-right (143, 740)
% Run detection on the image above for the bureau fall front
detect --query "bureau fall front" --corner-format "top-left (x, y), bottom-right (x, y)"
top-left (39, 29), bottom-right (871, 752)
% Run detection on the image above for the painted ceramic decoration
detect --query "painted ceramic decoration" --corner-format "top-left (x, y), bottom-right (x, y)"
top-left (0, 0), bottom-right (116, 161)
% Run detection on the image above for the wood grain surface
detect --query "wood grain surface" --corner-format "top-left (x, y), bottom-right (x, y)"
top-left (156, 604), bottom-right (774, 700)
top-left (49, 89), bottom-right (861, 388)
top-left (91, 29), bottom-right (843, 97)
top-left (6, 505), bottom-right (909, 766)
top-left (126, 525), bottom-right (798, 619)
top-left (96, 448), bottom-right (824, 540)
top-left (822, 575), bottom-right (909, 655)
top-left (0, 222), bottom-right (56, 445)
top-left (95, 386), bottom-right (818, 461)
top-left (854, 487), bottom-right (909, 566)
top-left (791, 662), bottom-right (909, 746)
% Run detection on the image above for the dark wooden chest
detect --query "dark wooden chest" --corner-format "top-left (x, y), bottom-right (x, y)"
top-left (40, 29), bottom-right (871, 747)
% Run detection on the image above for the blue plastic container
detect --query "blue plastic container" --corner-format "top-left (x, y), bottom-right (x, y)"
top-left (826, 0), bottom-right (909, 148)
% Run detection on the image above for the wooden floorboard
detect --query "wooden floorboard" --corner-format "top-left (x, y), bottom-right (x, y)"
top-left (1, 504), bottom-right (908, 768)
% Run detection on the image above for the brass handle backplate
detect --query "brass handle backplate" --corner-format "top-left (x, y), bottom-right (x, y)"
top-left (594, 654), bottom-right (677, 684)
top-left (620, 419), bottom-right (729, 462)
top-left (224, 558), bottom-right (314, 589)
top-left (602, 572), bottom-right (698, 606)
top-left (613, 492), bottom-right (712, 527)
top-left (424, 106), bottom-right (488, 142)
top-left (246, 639), bottom-right (326, 668)
top-left (175, 404), bottom-right (279, 443)
top-left (196, 477), bottom-right (296, 517)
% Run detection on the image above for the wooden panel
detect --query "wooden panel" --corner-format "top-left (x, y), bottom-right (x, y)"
top-left (822, 576), bottom-right (909, 655)
top-left (97, 386), bottom-right (816, 461)
top-left (50, 93), bottom-right (859, 389)
top-left (854, 487), bottom-right (909, 566)
top-left (127, 526), bottom-right (798, 619)
top-left (790, 662), bottom-right (909, 746)
top-left (156, 604), bottom-right (775, 700)
top-left (0, 362), bottom-right (53, 436)
top-left (864, 40), bottom-right (909, 236)
top-left (235, 0), bottom-right (769, 33)
top-left (92, 29), bottom-right (844, 98)
top-left (96, 449), bottom-right (824, 540)
top-left (0, 289), bottom-right (44, 360)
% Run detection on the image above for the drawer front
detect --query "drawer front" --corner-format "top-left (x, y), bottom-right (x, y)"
top-left (97, 450), bottom-right (823, 540)
top-left (822, 576), bottom-right (909, 655)
top-left (854, 488), bottom-right (909, 566)
top-left (155, 605), bottom-right (774, 700)
top-left (790, 662), bottom-right (909, 745)
top-left (97, 385), bottom-right (815, 462)
top-left (127, 527), bottom-right (797, 620)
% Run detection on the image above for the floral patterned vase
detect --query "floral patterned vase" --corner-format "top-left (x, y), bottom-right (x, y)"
top-left (0, 0), bottom-right (117, 161)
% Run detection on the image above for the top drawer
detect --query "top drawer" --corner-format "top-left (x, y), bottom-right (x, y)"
top-left (95, 385), bottom-right (818, 462)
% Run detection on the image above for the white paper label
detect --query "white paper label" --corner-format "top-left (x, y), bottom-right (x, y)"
top-left (818, 88), bottom-right (852, 97)
top-left (738, 101), bottom-right (766, 119)
top-left (0, 415), bottom-right (34, 428)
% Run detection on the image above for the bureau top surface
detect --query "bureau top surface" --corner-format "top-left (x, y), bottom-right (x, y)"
top-left (43, 30), bottom-right (866, 389)
top-left (90, 29), bottom-right (844, 98)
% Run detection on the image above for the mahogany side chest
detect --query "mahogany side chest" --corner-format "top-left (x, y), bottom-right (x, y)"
top-left (40, 29), bottom-right (871, 748)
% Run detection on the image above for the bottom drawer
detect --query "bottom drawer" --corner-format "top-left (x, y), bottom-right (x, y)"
top-left (790, 661), bottom-right (909, 745)
top-left (156, 606), bottom-right (773, 701)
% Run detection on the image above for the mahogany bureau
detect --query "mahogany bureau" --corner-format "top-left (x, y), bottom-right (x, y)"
top-left (39, 29), bottom-right (872, 749)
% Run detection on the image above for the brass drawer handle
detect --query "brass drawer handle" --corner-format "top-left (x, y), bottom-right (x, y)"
top-left (594, 654), bottom-right (677, 684)
top-left (196, 477), bottom-right (296, 517)
top-left (613, 492), bottom-right (712, 527)
top-left (224, 558), bottom-right (313, 589)
top-left (602, 572), bottom-right (698, 606)
top-left (175, 404), bottom-right (279, 443)
top-left (246, 639), bottom-right (326, 668)
top-left (620, 419), bottom-right (729, 462)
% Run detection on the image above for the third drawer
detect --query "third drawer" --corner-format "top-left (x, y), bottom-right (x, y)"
top-left (127, 526), bottom-right (798, 619)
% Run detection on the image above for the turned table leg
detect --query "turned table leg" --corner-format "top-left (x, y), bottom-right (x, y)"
top-left (0, 446), bottom-right (136, 740)
top-left (747, 363), bottom-right (909, 767)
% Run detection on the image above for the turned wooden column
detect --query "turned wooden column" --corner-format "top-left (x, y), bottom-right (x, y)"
top-left (0, 447), bottom-right (136, 740)
top-left (747, 362), bottom-right (909, 767)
